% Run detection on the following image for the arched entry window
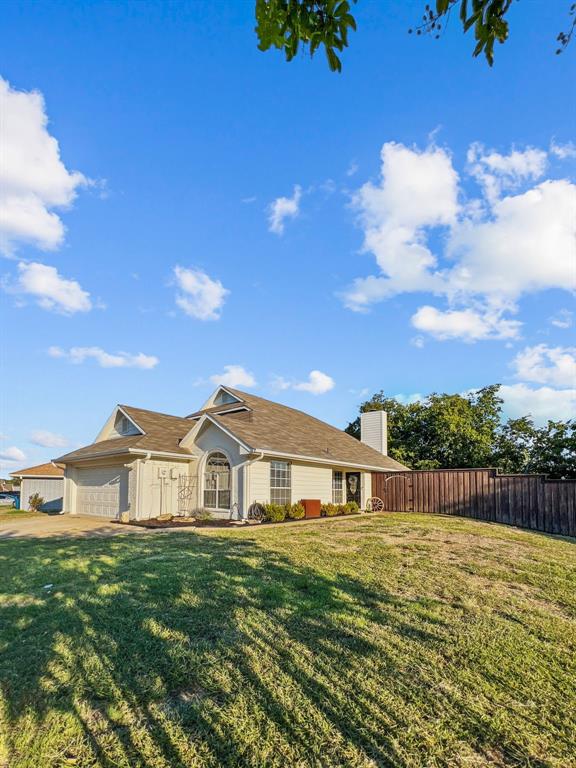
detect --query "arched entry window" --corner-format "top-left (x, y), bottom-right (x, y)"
top-left (203, 452), bottom-right (231, 510)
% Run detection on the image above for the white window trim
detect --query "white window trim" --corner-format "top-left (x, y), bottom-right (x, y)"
top-left (332, 470), bottom-right (344, 504)
top-left (201, 449), bottom-right (233, 512)
top-left (270, 459), bottom-right (291, 505)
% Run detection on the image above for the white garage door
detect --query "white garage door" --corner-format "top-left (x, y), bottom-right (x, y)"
top-left (76, 466), bottom-right (127, 518)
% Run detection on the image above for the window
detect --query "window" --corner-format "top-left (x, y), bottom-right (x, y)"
top-left (203, 452), bottom-right (231, 510)
top-left (270, 460), bottom-right (291, 505)
top-left (332, 471), bottom-right (343, 504)
top-left (113, 412), bottom-right (140, 437)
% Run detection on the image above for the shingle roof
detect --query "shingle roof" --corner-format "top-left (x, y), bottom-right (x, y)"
top-left (55, 390), bottom-right (407, 471)
top-left (212, 389), bottom-right (407, 471)
top-left (10, 462), bottom-right (64, 478)
top-left (55, 406), bottom-right (194, 462)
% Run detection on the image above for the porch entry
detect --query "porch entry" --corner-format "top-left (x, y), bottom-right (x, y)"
top-left (346, 472), bottom-right (361, 505)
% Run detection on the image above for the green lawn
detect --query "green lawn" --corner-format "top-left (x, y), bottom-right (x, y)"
top-left (0, 514), bottom-right (574, 768)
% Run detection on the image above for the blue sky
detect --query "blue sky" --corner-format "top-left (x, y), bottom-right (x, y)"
top-left (1, 0), bottom-right (575, 473)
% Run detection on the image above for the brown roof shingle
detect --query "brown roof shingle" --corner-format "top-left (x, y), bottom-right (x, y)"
top-left (55, 406), bottom-right (195, 462)
top-left (55, 390), bottom-right (407, 471)
top-left (212, 389), bottom-right (407, 471)
top-left (10, 462), bottom-right (64, 478)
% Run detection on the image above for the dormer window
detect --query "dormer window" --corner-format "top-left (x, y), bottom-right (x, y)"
top-left (213, 388), bottom-right (242, 406)
top-left (112, 411), bottom-right (141, 437)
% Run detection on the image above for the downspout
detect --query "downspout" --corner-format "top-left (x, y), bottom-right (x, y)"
top-left (235, 451), bottom-right (264, 520)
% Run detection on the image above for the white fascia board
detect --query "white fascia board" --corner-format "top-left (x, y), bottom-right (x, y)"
top-left (128, 449), bottom-right (197, 461)
top-left (93, 405), bottom-right (145, 443)
top-left (59, 448), bottom-right (133, 464)
top-left (179, 415), bottom-right (205, 448)
top-left (255, 448), bottom-right (401, 473)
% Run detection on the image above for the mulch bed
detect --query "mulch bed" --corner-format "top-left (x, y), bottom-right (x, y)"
top-left (122, 513), bottom-right (366, 529)
top-left (122, 517), bottom-right (251, 529)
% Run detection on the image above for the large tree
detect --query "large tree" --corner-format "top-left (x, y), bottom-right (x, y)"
top-left (345, 385), bottom-right (575, 478)
top-left (255, 0), bottom-right (575, 72)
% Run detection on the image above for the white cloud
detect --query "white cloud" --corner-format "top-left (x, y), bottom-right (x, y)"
top-left (209, 365), bottom-right (256, 388)
top-left (294, 370), bottom-right (335, 395)
top-left (30, 430), bottom-right (68, 448)
top-left (0, 77), bottom-right (88, 256)
top-left (550, 309), bottom-right (573, 329)
top-left (268, 185), bottom-right (302, 235)
top-left (7, 261), bottom-right (92, 314)
top-left (410, 335), bottom-right (425, 348)
top-left (500, 384), bottom-right (576, 425)
top-left (343, 142), bottom-right (458, 311)
top-left (275, 370), bottom-right (335, 395)
top-left (467, 143), bottom-right (547, 204)
top-left (48, 346), bottom-right (158, 369)
top-left (392, 392), bottom-right (424, 405)
top-left (0, 446), bottom-right (26, 463)
top-left (447, 179), bottom-right (575, 301)
top-left (411, 305), bottom-right (521, 342)
top-left (511, 344), bottom-right (576, 387)
top-left (173, 266), bottom-right (229, 321)
top-left (346, 161), bottom-right (359, 177)
top-left (342, 140), bottom-right (576, 342)
top-left (550, 140), bottom-right (576, 160)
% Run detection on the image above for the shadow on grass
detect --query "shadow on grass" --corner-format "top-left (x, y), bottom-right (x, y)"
top-left (0, 530), bottom-right (568, 767)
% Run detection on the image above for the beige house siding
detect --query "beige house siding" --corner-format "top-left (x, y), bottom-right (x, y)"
top-left (248, 456), bottom-right (372, 508)
top-left (362, 471), bottom-right (372, 502)
top-left (135, 458), bottom-right (194, 520)
top-left (248, 458), bottom-right (271, 503)
top-left (193, 421), bottom-right (247, 518)
top-left (292, 463), bottom-right (332, 502)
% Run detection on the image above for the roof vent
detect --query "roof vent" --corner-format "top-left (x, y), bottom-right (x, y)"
top-left (360, 410), bottom-right (387, 455)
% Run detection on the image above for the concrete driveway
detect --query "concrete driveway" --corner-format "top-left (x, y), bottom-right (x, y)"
top-left (0, 514), bottom-right (149, 539)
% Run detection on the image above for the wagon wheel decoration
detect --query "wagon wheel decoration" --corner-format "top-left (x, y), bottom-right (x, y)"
top-left (247, 502), bottom-right (265, 521)
top-left (365, 497), bottom-right (384, 513)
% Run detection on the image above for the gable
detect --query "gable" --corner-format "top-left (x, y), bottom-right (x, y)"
top-left (214, 388), bottom-right (242, 406)
top-left (192, 419), bottom-right (246, 464)
top-left (94, 406), bottom-right (144, 443)
top-left (198, 386), bottom-right (244, 412)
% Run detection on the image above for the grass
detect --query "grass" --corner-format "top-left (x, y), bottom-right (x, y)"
top-left (0, 506), bottom-right (40, 520)
top-left (0, 513), bottom-right (574, 768)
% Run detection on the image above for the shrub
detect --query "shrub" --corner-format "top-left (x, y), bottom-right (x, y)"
top-left (345, 501), bottom-right (360, 515)
top-left (28, 493), bottom-right (44, 512)
top-left (287, 502), bottom-right (305, 520)
top-left (194, 508), bottom-right (213, 522)
top-left (263, 503), bottom-right (286, 523)
top-left (323, 503), bottom-right (339, 517)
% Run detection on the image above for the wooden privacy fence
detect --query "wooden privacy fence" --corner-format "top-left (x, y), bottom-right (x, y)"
top-left (372, 469), bottom-right (576, 538)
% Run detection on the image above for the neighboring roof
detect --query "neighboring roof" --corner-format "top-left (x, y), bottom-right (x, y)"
top-left (55, 389), bottom-right (408, 471)
top-left (55, 405), bottom-right (195, 463)
top-left (10, 462), bottom-right (64, 478)
top-left (210, 388), bottom-right (408, 471)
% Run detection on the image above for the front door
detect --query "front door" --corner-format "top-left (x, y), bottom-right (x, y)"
top-left (346, 472), bottom-right (361, 506)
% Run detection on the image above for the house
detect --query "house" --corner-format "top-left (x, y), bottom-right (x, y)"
top-left (10, 462), bottom-right (64, 512)
top-left (54, 386), bottom-right (406, 521)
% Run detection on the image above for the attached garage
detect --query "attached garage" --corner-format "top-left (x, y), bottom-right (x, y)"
top-left (75, 466), bottom-right (129, 519)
